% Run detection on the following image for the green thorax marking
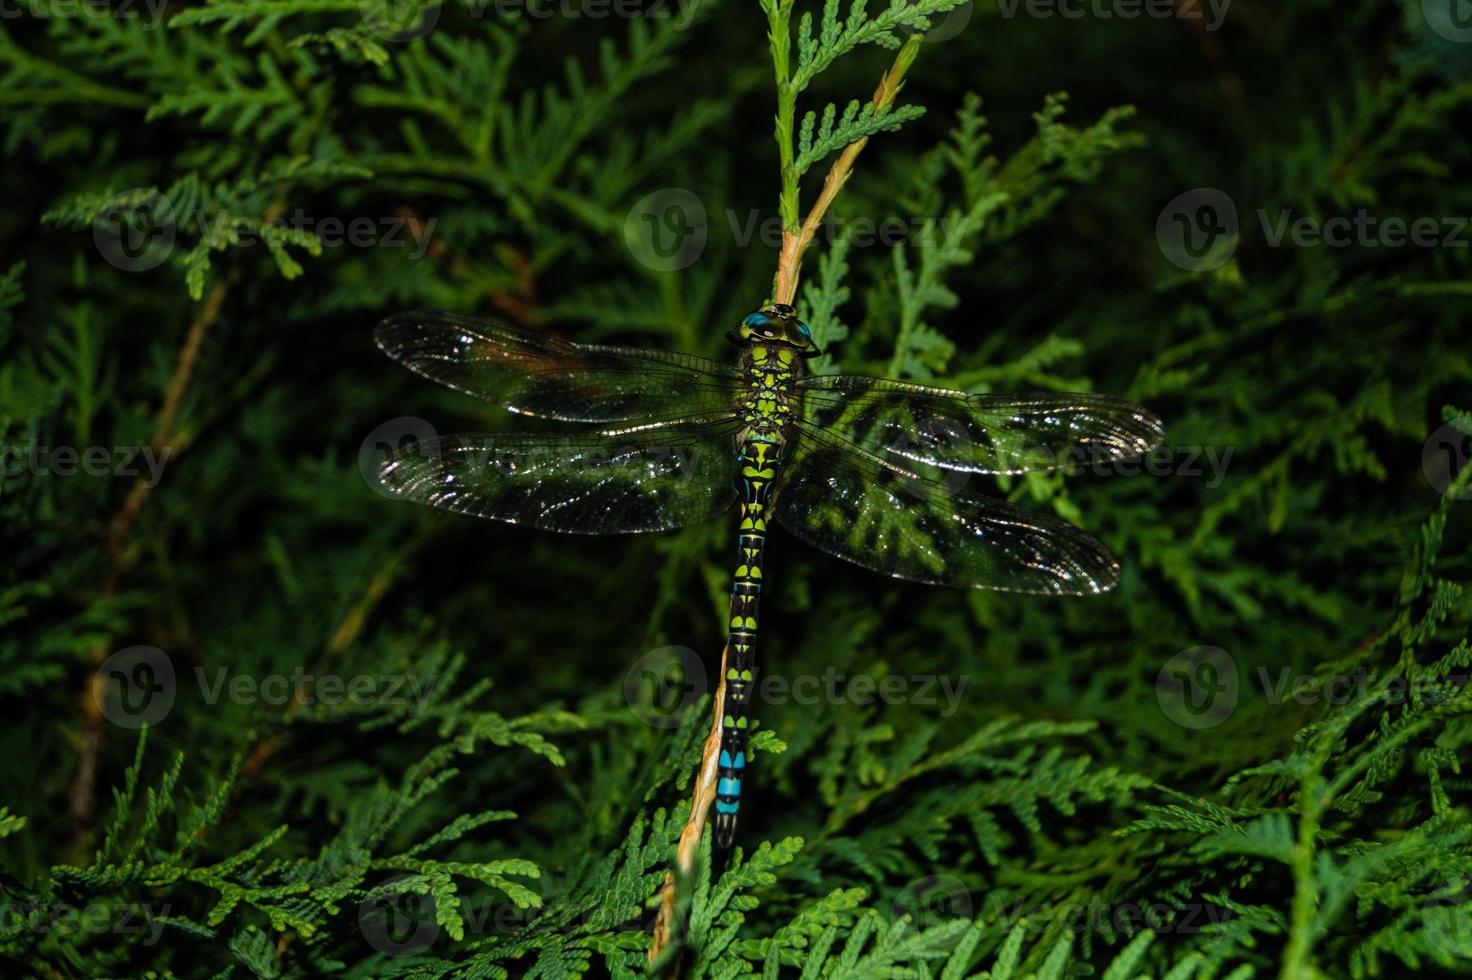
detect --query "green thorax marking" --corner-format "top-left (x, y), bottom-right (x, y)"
top-left (739, 344), bottom-right (801, 443)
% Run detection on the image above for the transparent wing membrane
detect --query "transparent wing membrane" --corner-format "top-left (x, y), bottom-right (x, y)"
top-left (774, 421), bottom-right (1121, 595)
top-left (376, 311), bottom-right (743, 423)
top-left (378, 421), bottom-right (742, 534)
top-left (799, 375), bottom-right (1165, 475)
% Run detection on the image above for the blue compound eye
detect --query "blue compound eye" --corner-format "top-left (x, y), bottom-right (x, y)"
top-left (797, 321), bottom-right (812, 339)
top-left (743, 313), bottom-right (767, 328)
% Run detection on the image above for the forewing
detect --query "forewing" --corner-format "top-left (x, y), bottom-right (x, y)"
top-left (799, 375), bottom-right (1164, 475)
top-left (379, 421), bottom-right (742, 534)
top-left (376, 311), bottom-right (743, 423)
top-left (774, 421), bottom-right (1121, 595)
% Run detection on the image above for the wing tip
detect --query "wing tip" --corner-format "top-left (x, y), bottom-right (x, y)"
top-left (373, 309), bottom-right (438, 357)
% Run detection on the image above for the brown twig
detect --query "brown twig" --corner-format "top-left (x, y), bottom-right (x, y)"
top-left (648, 644), bottom-right (729, 967)
top-left (243, 564), bottom-right (400, 779)
top-left (394, 207), bottom-right (541, 324)
top-left (69, 276), bottom-right (232, 848)
top-left (649, 32), bottom-right (928, 968)
top-left (773, 36), bottom-right (922, 305)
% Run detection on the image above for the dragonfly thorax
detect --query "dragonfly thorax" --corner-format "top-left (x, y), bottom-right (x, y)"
top-left (737, 342), bottom-right (802, 442)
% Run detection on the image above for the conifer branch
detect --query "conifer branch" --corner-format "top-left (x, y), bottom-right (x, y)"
top-left (69, 276), bottom-right (233, 850)
top-left (775, 35), bottom-right (921, 305)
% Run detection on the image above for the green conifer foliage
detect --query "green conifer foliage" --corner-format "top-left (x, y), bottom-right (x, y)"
top-left (2, 0), bottom-right (1471, 975)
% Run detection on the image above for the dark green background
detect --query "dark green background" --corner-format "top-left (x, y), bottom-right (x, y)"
top-left (2, 0), bottom-right (1471, 975)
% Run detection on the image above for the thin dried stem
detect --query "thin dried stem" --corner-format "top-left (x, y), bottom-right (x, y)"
top-left (69, 276), bottom-right (232, 848)
top-left (648, 644), bottom-right (729, 966)
top-left (774, 35), bottom-right (922, 304)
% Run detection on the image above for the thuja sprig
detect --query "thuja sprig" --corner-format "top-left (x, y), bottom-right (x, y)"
top-left (763, 0), bottom-right (968, 303)
top-left (650, 1), bottom-right (964, 966)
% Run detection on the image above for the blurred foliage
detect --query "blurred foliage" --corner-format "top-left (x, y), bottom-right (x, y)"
top-left (2, 0), bottom-right (1472, 976)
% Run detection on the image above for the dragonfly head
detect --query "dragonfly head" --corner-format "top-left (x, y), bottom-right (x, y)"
top-left (728, 304), bottom-right (820, 356)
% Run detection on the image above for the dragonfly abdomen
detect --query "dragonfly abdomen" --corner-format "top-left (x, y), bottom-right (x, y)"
top-left (715, 434), bottom-right (782, 848)
top-left (715, 342), bottom-right (801, 848)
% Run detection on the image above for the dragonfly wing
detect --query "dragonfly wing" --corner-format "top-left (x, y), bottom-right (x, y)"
top-left (774, 421), bottom-right (1120, 595)
top-left (376, 311), bottom-right (743, 423)
top-left (379, 421), bottom-right (742, 534)
top-left (798, 375), bottom-right (1164, 475)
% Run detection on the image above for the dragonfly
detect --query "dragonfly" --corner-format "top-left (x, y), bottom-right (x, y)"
top-left (374, 304), bottom-right (1164, 848)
